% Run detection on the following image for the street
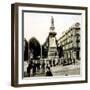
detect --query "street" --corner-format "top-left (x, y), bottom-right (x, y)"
top-left (51, 64), bottom-right (80, 76)
top-left (24, 60), bottom-right (80, 77)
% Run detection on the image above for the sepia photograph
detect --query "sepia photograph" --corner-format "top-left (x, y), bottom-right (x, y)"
top-left (11, 3), bottom-right (88, 87)
top-left (24, 13), bottom-right (81, 77)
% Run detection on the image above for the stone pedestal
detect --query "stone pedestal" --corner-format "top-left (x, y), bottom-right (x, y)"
top-left (48, 32), bottom-right (57, 60)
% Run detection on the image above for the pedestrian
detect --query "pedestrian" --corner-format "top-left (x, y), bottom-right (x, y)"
top-left (46, 67), bottom-right (53, 76)
top-left (73, 58), bottom-right (75, 65)
top-left (37, 62), bottom-right (40, 72)
top-left (46, 64), bottom-right (50, 69)
top-left (32, 62), bottom-right (36, 76)
top-left (42, 61), bottom-right (45, 72)
top-left (27, 63), bottom-right (32, 77)
top-left (53, 60), bottom-right (55, 66)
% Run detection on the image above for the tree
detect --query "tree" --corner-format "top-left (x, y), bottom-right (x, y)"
top-left (42, 37), bottom-right (49, 58)
top-left (24, 38), bottom-right (28, 61)
top-left (29, 37), bottom-right (41, 59)
top-left (42, 45), bottom-right (48, 58)
top-left (57, 45), bottom-right (64, 58)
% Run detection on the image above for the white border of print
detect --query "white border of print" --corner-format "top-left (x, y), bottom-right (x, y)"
top-left (18, 6), bottom-right (85, 84)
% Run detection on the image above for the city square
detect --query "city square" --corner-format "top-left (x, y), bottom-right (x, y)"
top-left (24, 16), bottom-right (80, 77)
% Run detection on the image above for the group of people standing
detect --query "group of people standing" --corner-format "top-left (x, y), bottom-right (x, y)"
top-left (27, 60), bottom-right (53, 77)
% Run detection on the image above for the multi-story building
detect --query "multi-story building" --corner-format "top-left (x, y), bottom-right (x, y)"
top-left (57, 22), bottom-right (80, 64)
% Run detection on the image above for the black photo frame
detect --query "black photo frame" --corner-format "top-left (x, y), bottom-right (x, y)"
top-left (11, 3), bottom-right (88, 87)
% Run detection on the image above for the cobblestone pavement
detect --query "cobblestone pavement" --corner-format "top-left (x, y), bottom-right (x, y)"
top-left (24, 60), bottom-right (80, 77)
top-left (51, 64), bottom-right (80, 76)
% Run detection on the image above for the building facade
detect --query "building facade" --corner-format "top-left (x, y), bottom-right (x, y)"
top-left (57, 22), bottom-right (80, 64)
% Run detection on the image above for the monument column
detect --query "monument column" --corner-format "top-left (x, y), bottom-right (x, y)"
top-left (48, 16), bottom-right (58, 65)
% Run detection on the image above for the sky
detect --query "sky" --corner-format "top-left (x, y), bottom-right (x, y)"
top-left (24, 12), bottom-right (81, 45)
